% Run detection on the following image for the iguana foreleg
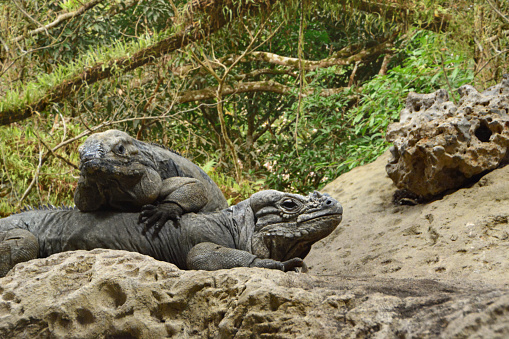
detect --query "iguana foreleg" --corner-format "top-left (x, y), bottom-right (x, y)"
top-left (139, 177), bottom-right (209, 231)
top-left (186, 242), bottom-right (307, 272)
top-left (0, 229), bottom-right (39, 277)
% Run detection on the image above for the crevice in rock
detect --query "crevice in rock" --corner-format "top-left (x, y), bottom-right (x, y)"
top-left (474, 122), bottom-right (493, 142)
top-left (392, 190), bottom-right (425, 205)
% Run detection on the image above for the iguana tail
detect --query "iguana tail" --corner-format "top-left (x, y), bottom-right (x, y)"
top-left (0, 229), bottom-right (38, 277)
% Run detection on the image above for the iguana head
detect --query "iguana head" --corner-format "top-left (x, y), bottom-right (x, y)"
top-left (76, 130), bottom-right (162, 209)
top-left (249, 190), bottom-right (342, 262)
top-left (78, 130), bottom-right (147, 178)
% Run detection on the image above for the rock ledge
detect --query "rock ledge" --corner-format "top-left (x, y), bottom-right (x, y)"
top-left (1, 249), bottom-right (508, 338)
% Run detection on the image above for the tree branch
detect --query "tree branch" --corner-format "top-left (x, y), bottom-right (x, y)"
top-left (11, 0), bottom-right (50, 38)
top-left (12, 0), bottom-right (105, 43)
top-left (1, 0), bottom-right (276, 126)
top-left (251, 46), bottom-right (386, 69)
top-left (486, 0), bottom-right (509, 25)
top-left (233, 68), bottom-right (297, 80)
top-left (378, 53), bottom-right (393, 75)
top-left (14, 101), bottom-right (222, 207)
top-left (175, 80), bottom-right (351, 103)
top-left (340, 0), bottom-right (451, 32)
top-left (171, 38), bottom-right (394, 77)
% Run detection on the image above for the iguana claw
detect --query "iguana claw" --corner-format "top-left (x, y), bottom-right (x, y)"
top-left (282, 258), bottom-right (308, 273)
top-left (139, 203), bottom-right (184, 233)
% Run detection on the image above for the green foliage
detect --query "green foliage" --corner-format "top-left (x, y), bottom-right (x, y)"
top-left (201, 160), bottom-right (266, 205)
top-left (0, 120), bottom-right (83, 216)
top-left (263, 67), bottom-right (350, 193)
top-left (0, 0), bottom-right (490, 212)
top-left (341, 29), bottom-right (474, 170)
top-left (0, 28), bottom-right (176, 115)
top-left (0, 0), bottom-right (180, 116)
top-left (265, 30), bottom-right (474, 193)
top-left (59, 0), bottom-right (82, 12)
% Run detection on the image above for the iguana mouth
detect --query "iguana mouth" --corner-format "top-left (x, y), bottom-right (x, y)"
top-left (260, 213), bottom-right (342, 261)
top-left (298, 211), bottom-right (343, 224)
top-left (80, 158), bottom-right (144, 177)
top-left (262, 213), bottom-right (342, 240)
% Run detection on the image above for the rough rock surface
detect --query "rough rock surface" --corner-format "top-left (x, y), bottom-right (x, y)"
top-left (0, 249), bottom-right (508, 338)
top-left (386, 77), bottom-right (509, 198)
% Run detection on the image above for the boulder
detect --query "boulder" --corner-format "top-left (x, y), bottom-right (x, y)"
top-left (0, 249), bottom-right (508, 338)
top-left (386, 77), bottom-right (509, 198)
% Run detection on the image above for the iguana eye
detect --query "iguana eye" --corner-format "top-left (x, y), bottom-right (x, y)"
top-left (114, 144), bottom-right (126, 155)
top-left (281, 199), bottom-right (299, 210)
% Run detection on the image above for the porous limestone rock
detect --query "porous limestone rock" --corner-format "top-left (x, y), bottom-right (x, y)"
top-left (0, 249), bottom-right (508, 338)
top-left (386, 76), bottom-right (509, 198)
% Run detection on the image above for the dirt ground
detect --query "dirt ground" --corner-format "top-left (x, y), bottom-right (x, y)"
top-left (307, 150), bottom-right (509, 287)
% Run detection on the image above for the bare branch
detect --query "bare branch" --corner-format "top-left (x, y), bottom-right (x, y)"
top-left (212, 19), bottom-right (268, 182)
top-left (340, 0), bottom-right (451, 32)
top-left (378, 53), bottom-right (393, 75)
top-left (295, 0), bottom-right (306, 153)
top-left (175, 80), bottom-right (350, 103)
top-left (233, 68), bottom-right (297, 81)
top-left (34, 129), bottom-right (78, 170)
top-left (12, 0), bottom-right (105, 43)
top-left (245, 41), bottom-right (393, 70)
top-left (171, 38), bottom-right (394, 78)
top-left (11, 0), bottom-right (49, 37)
top-left (14, 101), bottom-right (223, 206)
top-left (486, 0), bottom-right (509, 25)
top-left (348, 61), bottom-right (361, 87)
top-left (17, 148), bottom-right (44, 209)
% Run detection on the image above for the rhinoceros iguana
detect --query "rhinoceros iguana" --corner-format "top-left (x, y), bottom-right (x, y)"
top-left (0, 190), bottom-right (342, 277)
top-left (74, 129), bottom-right (228, 229)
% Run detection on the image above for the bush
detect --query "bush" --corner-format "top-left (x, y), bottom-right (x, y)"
top-left (0, 119), bottom-right (83, 216)
top-left (265, 29), bottom-right (474, 193)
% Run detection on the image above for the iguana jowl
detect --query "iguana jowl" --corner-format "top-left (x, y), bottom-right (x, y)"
top-left (74, 130), bottom-right (228, 228)
top-left (0, 190), bottom-right (342, 277)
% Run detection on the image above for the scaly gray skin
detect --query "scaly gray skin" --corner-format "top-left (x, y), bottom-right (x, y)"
top-left (74, 129), bottom-right (228, 230)
top-left (0, 190), bottom-right (342, 277)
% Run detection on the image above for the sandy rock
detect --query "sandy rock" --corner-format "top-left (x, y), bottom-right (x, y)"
top-left (386, 77), bottom-right (509, 198)
top-left (0, 249), bottom-right (325, 338)
top-left (308, 150), bottom-right (509, 286)
top-left (0, 249), bottom-right (508, 338)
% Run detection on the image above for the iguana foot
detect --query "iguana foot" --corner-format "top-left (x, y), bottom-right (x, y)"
top-left (252, 257), bottom-right (308, 272)
top-left (0, 229), bottom-right (39, 277)
top-left (139, 202), bottom-right (184, 234)
top-left (282, 258), bottom-right (308, 273)
top-left (187, 242), bottom-right (309, 272)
